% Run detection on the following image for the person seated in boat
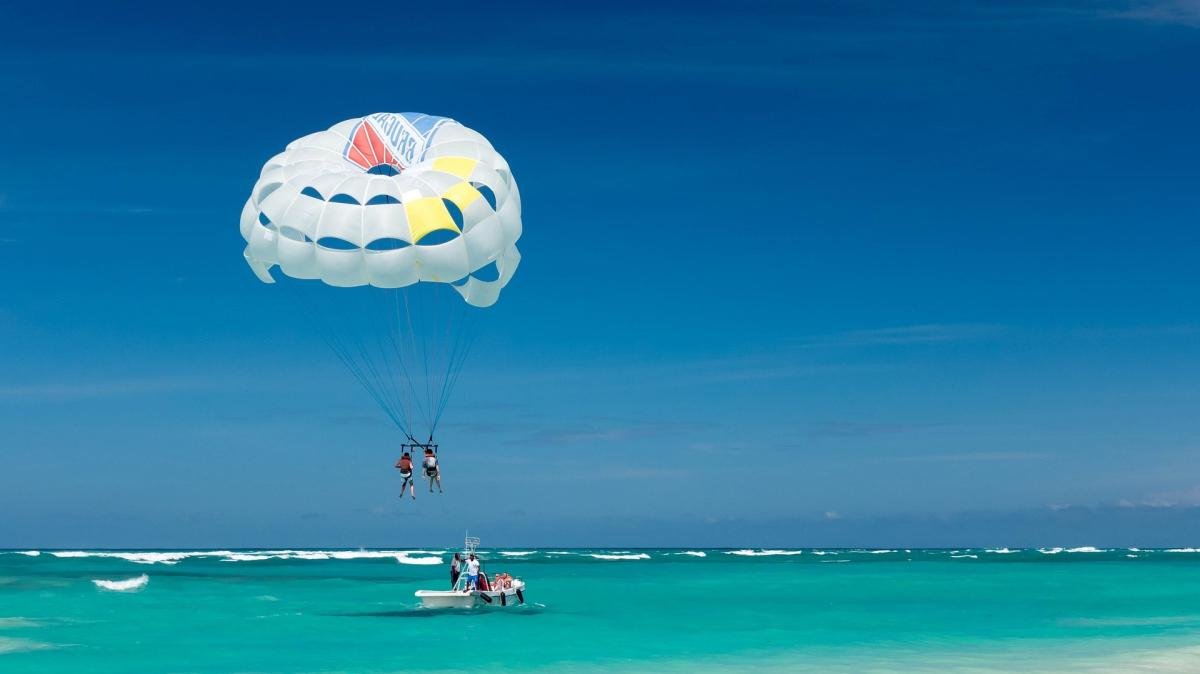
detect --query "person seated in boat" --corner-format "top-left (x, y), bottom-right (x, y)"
top-left (466, 553), bottom-right (481, 590)
top-left (423, 448), bottom-right (442, 494)
top-left (395, 452), bottom-right (415, 500)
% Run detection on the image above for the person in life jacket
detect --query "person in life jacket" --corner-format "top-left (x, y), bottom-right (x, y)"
top-left (395, 452), bottom-right (416, 500)
top-left (423, 447), bottom-right (442, 494)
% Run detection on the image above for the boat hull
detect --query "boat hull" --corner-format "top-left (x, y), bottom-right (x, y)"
top-left (415, 581), bottom-right (525, 608)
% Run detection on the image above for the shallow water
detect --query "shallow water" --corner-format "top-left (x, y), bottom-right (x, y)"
top-left (3, 548), bottom-right (1200, 672)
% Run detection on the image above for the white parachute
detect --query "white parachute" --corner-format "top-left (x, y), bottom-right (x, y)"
top-left (238, 113), bottom-right (522, 441)
top-left (239, 112), bottom-right (521, 307)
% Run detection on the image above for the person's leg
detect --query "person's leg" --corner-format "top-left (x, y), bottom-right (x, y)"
top-left (436, 471), bottom-right (443, 493)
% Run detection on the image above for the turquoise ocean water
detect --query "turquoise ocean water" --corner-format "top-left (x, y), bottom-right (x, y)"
top-left (4, 547), bottom-right (1200, 672)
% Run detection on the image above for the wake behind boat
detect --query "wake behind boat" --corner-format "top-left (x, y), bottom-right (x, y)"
top-left (416, 536), bottom-right (526, 609)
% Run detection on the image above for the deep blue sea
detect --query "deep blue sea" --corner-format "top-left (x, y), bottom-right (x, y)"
top-left (4, 547), bottom-right (1200, 672)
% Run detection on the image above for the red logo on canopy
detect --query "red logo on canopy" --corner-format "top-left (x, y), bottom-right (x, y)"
top-left (345, 121), bottom-right (401, 173)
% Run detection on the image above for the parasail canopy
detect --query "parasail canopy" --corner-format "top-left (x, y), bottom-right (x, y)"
top-left (239, 112), bottom-right (521, 307)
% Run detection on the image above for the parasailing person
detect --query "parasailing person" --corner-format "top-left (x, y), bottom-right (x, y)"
top-left (422, 447), bottom-right (442, 493)
top-left (395, 451), bottom-right (416, 500)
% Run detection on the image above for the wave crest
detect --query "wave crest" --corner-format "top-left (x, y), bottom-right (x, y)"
top-left (93, 574), bottom-right (149, 592)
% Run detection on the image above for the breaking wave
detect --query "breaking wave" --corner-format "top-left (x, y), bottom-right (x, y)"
top-left (93, 574), bottom-right (149, 592)
top-left (589, 553), bottom-right (650, 560)
top-left (53, 551), bottom-right (234, 565)
top-left (395, 554), bottom-right (442, 565)
top-left (499, 551), bottom-right (538, 557)
top-left (726, 549), bottom-right (804, 557)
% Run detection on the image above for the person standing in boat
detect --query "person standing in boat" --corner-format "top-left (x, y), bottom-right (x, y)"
top-left (395, 452), bottom-right (416, 500)
top-left (466, 553), bottom-right (481, 590)
top-left (450, 552), bottom-right (463, 589)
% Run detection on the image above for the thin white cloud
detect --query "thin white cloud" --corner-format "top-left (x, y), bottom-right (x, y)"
top-left (0, 377), bottom-right (211, 401)
top-left (801, 323), bottom-right (1006, 348)
top-left (809, 421), bottom-right (946, 438)
top-left (1118, 484), bottom-right (1200, 508)
top-left (888, 451), bottom-right (1049, 463)
top-left (1101, 0), bottom-right (1200, 27)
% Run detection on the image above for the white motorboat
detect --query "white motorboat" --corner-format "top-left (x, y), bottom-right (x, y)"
top-left (415, 535), bottom-right (527, 609)
top-left (415, 578), bottom-right (526, 608)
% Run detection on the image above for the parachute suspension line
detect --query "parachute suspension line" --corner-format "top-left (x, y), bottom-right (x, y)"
top-left (324, 313), bottom-right (411, 435)
top-left (394, 288), bottom-right (432, 433)
top-left (431, 302), bottom-right (480, 435)
top-left (383, 288), bottom-right (429, 444)
top-left (401, 287), bottom-right (436, 434)
top-left (335, 290), bottom-right (411, 434)
top-left (284, 282), bottom-right (414, 437)
top-left (282, 277), bottom-right (481, 443)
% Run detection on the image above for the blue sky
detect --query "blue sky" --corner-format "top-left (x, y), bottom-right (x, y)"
top-left (1, 1), bottom-right (1198, 548)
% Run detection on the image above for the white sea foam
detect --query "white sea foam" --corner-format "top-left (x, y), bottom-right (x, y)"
top-left (986, 548), bottom-right (1017, 554)
top-left (222, 553), bottom-right (273, 562)
top-left (545, 551), bottom-right (575, 555)
top-left (395, 554), bottom-right (442, 565)
top-left (811, 550), bottom-right (837, 556)
top-left (1126, 554), bottom-right (1138, 558)
top-left (329, 551), bottom-right (391, 560)
top-left (820, 559), bottom-right (851, 563)
top-left (1165, 548), bottom-right (1200, 553)
top-left (0, 617), bottom-right (40, 628)
top-left (1038, 547), bottom-right (1064, 554)
top-left (49, 549), bottom-right (452, 565)
top-left (499, 551), bottom-right (537, 557)
top-left (589, 553), bottom-right (650, 560)
top-left (726, 549), bottom-right (804, 557)
top-left (0, 636), bottom-right (56, 654)
top-left (676, 551), bottom-right (707, 557)
top-left (951, 554), bottom-right (978, 559)
top-left (51, 551), bottom-right (235, 565)
top-left (215, 550), bottom-right (445, 563)
top-left (15, 551), bottom-right (40, 557)
top-left (1066, 546), bottom-right (1103, 553)
top-left (92, 574), bottom-right (149, 592)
